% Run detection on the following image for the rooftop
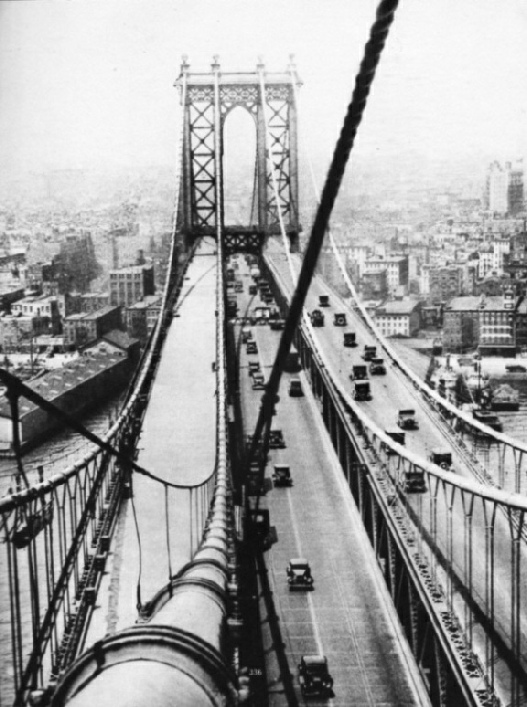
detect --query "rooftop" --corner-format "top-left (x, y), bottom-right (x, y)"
top-left (102, 329), bottom-right (138, 351)
top-left (377, 300), bottom-right (420, 315)
top-left (446, 295), bottom-right (518, 312)
top-left (127, 295), bottom-right (162, 311)
top-left (109, 264), bottom-right (153, 276)
top-left (65, 305), bottom-right (120, 322)
top-left (0, 352), bottom-right (126, 419)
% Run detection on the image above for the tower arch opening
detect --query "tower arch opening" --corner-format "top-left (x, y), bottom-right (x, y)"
top-left (223, 106), bottom-right (257, 227)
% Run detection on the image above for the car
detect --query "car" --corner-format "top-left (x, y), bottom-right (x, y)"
top-left (403, 469), bottom-right (427, 494)
top-left (272, 464), bottom-right (292, 487)
top-left (248, 361), bottom-right (260, 376)
top-left (249, 284), bottom-right (258, 296)
top-left (384, 428), bottom-right (405, 454)
top-left (252, 374), bottom-right (266, 390)
top-left (269, 429), bottom-right (286, 449)
top-left (253, 306), bottom-right (270, 322)
top-left (298, 655), bottom-right (334, 698)
top-left (310, 309), bottom-right (324, 326)
top-left (362, 345), bottom-right (377, 361)
top-left (289, 379), bottom-right (303, 397)
top-left (430, 448), bottom-right (452, 469)
top-left (351, 364), bottom-right (368, 380)
top-left (333, 313), bottom-right (347, 326)
top-left (343, 332), bottom-right (357, 347)
top-left (270, 318), bottom-right (285, 330)
top-left (397, 409), bottom-right (419, 430)
top-left (353, 380), bottom-right (372, 401)
top-left (246, 341), bottom-right (258, 355)
top-left (241, 326), bottom-right (252, 343)
top-left (318, 294), bottom-right (330, 307)
top-left (235, 281), bottom-right (243, 292)
top-left (370, 358), bottom-right (386, 375)
top-left (287, 558), bottom-right (314, 591)
top-left (284, 350), bottom-right (301, 372)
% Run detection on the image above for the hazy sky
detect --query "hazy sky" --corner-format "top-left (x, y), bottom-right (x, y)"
top-left (1, 0), bottom-right (526, 178)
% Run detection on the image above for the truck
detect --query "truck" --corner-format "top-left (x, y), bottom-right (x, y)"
top-left (353, 380), bottom-right (372, 401)
top-left (397, 409), bottom-right (419, 430)
top-left (370, 358), bottom-right (386, 375)
top-left (363, 345), bottom-right (377, 361)
top-left (351, 364), bottom-right (368, 380)
top-left (311, 309), bottom-right (324, 327)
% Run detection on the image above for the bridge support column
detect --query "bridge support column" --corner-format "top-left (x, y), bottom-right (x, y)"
top-left (174, 58), bottom-right (301, 243)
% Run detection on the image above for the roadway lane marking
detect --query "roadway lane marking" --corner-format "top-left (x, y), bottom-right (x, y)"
top-left (285, 488), bottom-right (324, 657)
top-left (298, 360), bottom-right (431, 707)
top-left (253, 325), bottom-right (337, 705)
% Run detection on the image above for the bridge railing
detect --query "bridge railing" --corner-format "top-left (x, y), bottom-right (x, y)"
top-left (264, 250), bottom-right (527, 706)
top-left (0, 235), bottom-right (198, 705)
top-left (325, 237), bottom-right (527, 496)
top-left (0, 106), bottom-right (197, 703)
top-left (49, 65), bottom-right (237, 707)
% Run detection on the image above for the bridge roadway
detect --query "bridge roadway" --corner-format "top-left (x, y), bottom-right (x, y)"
top-left (232, 254), bottom-right (427, 706)
top-left (264, 248), bottom-right (527, 699)
top-left (85, 239), bottom-right (219, 645)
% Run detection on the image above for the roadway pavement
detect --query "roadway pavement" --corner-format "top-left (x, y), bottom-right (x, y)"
top-left (233, 253), bottom-right (428, 707)
top-left (85, 239), bottom-right (219, 644)
top-left (264, 248), bottom-right (527, 704)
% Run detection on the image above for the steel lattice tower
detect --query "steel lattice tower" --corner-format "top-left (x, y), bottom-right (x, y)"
top-left (175, 57), bottom-right (301, 253)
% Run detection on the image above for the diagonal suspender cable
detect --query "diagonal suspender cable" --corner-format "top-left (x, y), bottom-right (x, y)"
top-left (246, 0), bottom-right (400, 497)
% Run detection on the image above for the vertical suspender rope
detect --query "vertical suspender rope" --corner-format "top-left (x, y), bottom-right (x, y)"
top-left (165, 485), bottom-right (173, 580)
top-left (247, 0), bottom-right (400, 498)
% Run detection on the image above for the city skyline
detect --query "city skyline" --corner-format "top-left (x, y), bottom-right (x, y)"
top-left (1, 0), bottom-right (527, 182)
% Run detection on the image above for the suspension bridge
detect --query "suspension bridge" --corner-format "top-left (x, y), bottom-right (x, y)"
top-left (2, 4), bottom-right (527, 706)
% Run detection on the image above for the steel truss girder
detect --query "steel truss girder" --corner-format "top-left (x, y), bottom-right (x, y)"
top-left (259, 296), bottom-right (496, 707)
top-left (223, 231), bottom-right (263, 255)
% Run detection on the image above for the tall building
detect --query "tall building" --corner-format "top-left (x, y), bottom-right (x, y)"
top-left (485, 160), bottom-right (524, 215)
top-left (508, 160), bottom-right (525, 215)
top-left (363, 255), bottom-right (408, 294)
top-left (109, 264), bottom-right (155, 307)
top-left (443, 292), bottom-right (517, 355)
top-left (63, 305), bottom-right (122, 348)
top-left (429, 266), bottom-right (463, 304)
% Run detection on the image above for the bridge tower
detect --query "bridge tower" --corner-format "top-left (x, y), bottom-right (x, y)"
top-left (175, 56), bottom-right (302, 253)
